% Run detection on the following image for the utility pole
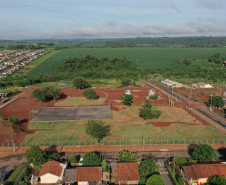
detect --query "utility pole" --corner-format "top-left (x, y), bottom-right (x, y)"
top-left (11, 132), bottom-right (15, 153)
top-left (173, 152), bottom-right (175, 177)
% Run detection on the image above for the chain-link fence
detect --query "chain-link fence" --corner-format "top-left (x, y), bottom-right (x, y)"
top-left (1, 138), bottom-right (225, 148)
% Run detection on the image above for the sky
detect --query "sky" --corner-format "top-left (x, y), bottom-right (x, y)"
top-left (0, 0), bottom-right (226, 40)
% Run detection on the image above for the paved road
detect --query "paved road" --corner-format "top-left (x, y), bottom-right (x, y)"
top-left (145, 81), bottom-right (226, 126)
top-left (0, 154), bottom-right (26, 178)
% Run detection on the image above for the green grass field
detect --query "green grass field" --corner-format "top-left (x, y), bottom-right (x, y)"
top-left (27, 47), bottom-right (226, 76)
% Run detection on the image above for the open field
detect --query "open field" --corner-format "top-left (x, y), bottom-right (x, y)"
top-left (23, 106), bottom-right (226, 145)
top-left (23, 106), bottom-right (225, 145)
top-left (55, 97), bottom-right (104, 106)
top-left (0, 82), bottom-right (225, 146)
top-left (27, 48), bottom-right (226, 75)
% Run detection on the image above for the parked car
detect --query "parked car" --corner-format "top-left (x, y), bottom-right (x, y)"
top-left (0, 171), bottom-right (11, 181)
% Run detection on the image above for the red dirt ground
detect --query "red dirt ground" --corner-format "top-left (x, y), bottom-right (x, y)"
top-left (0, 82), bottom-right (214, 145)
top-left (176, 87), bottom-right (225, 103)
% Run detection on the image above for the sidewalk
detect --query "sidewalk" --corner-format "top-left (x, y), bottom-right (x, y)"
top-left (0, 143), bottom-right (225, 156)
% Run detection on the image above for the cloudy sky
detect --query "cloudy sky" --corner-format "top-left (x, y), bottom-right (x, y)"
top-left (0, 0), bottom-right (226, 39)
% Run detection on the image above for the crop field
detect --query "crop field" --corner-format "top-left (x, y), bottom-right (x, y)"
top-left (22, 106), bottom-right (226, 146)
top-left (11, 50), bottom-right (59, 77)
top-left (27, 47), bottom-right (226, 75)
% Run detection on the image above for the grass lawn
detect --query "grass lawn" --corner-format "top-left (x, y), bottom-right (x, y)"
top-left (55, 97), bottom-right (105, 106)
top-left (23, 106), bottom-right (226, 146)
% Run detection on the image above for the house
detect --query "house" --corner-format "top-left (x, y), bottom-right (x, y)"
top-left (116, 163), bottom-right (140, 185)
top-left (63, 166), bottom-right (102, 185)
top-left (181, 163), bottom-right (226, 185)
top-left (75, 167), bottom-right (102, 185)
top-left (38, 161), bottom-right (67, 184)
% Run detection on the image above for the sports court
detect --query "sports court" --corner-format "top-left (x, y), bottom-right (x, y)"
top-left (31, 106), bottom-right (111, 121)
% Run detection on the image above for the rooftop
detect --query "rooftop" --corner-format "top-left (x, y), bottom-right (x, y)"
top-left (183, 163), bottom-right (226, 180)
top-left (38, 161), bottom-right (63, 177)
top-left (116, 162), bottom-right (140, 181)
top-left (75, 167), bottom-right (102, 182)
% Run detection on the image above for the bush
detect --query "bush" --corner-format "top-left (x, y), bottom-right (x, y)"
top-left (208, 175), bottom-right (226, 185)
top-left (117, 150), bottom-right (140, 162)
top-left (139, 101), bottom-right (162, 120)
top-left (149, 94), bottom-right (158, 100)
top-left (83, 88), bottom-right (98, 99)
top-left (146, 174), bottom-right (165, 185)
top-left (102, 161), bottom-right (110, 173)
top-left (69, 156), bottom-right (79, 163)
top-left (73, 77), bottom-right (91, 89)
top-left (8, 116), bottom-right (20, 124)
top-left (83, 152), bottom-right (101, 166)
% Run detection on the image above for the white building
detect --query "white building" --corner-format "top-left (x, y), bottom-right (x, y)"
top-left (161, 79), bottom-right (183, 88)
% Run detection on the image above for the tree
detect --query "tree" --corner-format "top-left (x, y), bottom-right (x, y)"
top-left (73, 77), bottom-right (91, 89)
top-left (30, 86), bottom-right (61, 102)
top-left (43, 86), bottom-right (61, 100)
top-left (146, 174), bottom-right (165, 185)
top-left (8, 116), bottom-right (20, 124)
top-left (102, 161), bottom-right (110, 173)
top-left (139, 157), bottom-right (159, 180)
top-left (25, 145), bottom-right (48, 168)
top-left (208, 175), bottom-right (226, 185)
top-left (85, 120), bottom-right (111, 143)
top-left (139, 101), bottom-right (162, 120)
top-left (121, 78), bottom-right (132, 87)
top-left (82, 152), bottom-right (101, 166)
top-left (192, 144), bottom-right (217, 162)
top-left (116, 150), bottom-right (140, 162)
top-left (83, 88), bottom-right (98, 99)
top-left (210, 96), bottom-right (225, 108)
top-left (69, 156), bottom-right (79, 163)
top-left (120, 94), bottom-right (134, 106)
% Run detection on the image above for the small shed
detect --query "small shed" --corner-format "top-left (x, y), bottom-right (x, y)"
top-left (148, 89), bottom-right (155, 96)
top-left (125, 90), bottom-right (131, 95)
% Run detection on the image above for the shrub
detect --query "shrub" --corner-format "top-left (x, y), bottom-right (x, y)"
top-left (146, 174), bottom-right (165, 185)
top-left (73, 77), bottom-right (91, 89)
top-left (102, 161), bottom-right (110, 173)
top-left (8, 116), bottom-right (20, 124)
top-left (83, 152), bottom-right (101, 166)
top-left (139, 101), bottom-right (162, 120)
top-left (149, 94), bottom-right (158, 100)
top-left (83, 88), bottom-right (98, 99)
top-left (69, 156), bottom-right (79, 163)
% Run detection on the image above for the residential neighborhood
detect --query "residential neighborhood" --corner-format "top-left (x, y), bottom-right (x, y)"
top-left (0, 50), bottom-right (51, 78)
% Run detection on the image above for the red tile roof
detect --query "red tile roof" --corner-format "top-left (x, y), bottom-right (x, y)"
top-left (75, 167), bottom-right (102, 182)
top-left (116, 162), bottom-right (140, 181)
top-left (183, 163), bottom-right (226, 180)
top-left (38, 161), bottom-right (63, 177)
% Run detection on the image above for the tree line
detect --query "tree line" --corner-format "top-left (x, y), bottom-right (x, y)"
top-left (104, 37), bottom-right (226, 48)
